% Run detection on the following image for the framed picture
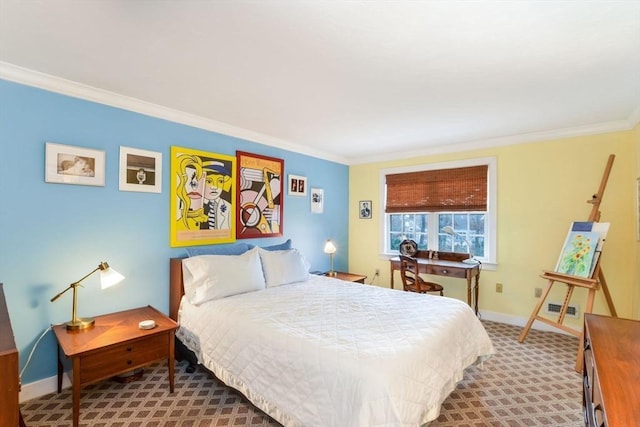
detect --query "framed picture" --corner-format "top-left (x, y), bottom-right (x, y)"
top-left (288, 174), bottom-right (307, 196)
top-left (359, 200), bottom-right (372, 219)
top-left (119, 146), bottom-right (162, 193)
top-left (45, 142), bottom-right (105, 186)
top-left (236, 151), bottom-right (284, 239)
top-left (169, 146), bottom-right (236, 247)
top-left (311, 188), bottom-right (324, 213)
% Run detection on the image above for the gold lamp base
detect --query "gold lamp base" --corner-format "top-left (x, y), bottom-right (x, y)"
top-left (65, 317), bottom-right (95, 330)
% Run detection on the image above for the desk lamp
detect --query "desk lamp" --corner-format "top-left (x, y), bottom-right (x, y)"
top-left (323, 240), bottom-right (337, 276)
top-left (50, 261), bottom-right (124, 330)
top-left (441, 226), bottom-right (478, 264)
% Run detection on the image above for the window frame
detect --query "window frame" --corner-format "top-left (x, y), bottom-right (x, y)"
top-left (379, 157), bottom-right (497, 268)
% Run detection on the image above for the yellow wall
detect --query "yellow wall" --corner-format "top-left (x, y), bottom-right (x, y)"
top-left (634, 122), bottom-right (640, 319)
top-left (349, 130), bottom-right (638, 325)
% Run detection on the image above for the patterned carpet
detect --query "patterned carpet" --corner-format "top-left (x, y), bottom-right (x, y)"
top-left (21, 321), bottom-right (583, 426)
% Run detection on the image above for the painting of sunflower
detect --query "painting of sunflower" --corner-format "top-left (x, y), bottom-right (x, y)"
top-left (556, 231), bottom-right (599, 277)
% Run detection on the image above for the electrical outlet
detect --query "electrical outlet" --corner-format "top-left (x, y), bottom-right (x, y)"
top-left (374, 269), bottom-right (380, 276)
top-left (535, 288), bottom-right (542, 298)
top-left (495, 283), bottom-right (503, 293)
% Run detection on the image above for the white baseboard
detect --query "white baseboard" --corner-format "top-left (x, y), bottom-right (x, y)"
top-left (479, 309), bottom-right (579, 336)
top-left (20, 311), bottom-right (578, 403)
top-left (20, 372), bottom-right (71, 403)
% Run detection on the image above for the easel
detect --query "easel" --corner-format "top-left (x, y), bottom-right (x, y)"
top-left (518, 154), bottom-right (617, 372)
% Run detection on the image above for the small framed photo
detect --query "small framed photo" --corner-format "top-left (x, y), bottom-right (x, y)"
top-left (45, 142), bottom-right (105, 186)
top-left (119, 146), bottom-right (162, 193)
top-left (288, 174), bottom-right (307, 196)
top-left (311, 188), bottom-right (324, 213)
top-left (359, 200), bottom-right (372, 219)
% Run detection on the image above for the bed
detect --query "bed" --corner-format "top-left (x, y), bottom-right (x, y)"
top-left (169, 246), bottom-right (495, 426)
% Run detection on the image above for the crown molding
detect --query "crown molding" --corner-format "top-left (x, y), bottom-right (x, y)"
top-left (627, 105), bottom-right (640, 129)
top-left (353, 118), bottom-right (636, 165)
top-left (2, 61), bottom-right (637, 167)
top-left (0, 61), bottom-right (348, 165)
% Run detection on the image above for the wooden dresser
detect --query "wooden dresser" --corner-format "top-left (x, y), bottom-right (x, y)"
top-left (583, 313), bottom-right (640, 426)
top-left (0, 283), bottom-right (23, 427)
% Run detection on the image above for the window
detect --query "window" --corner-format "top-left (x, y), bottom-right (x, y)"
top-left (380, 157), bottom-right (497, 266)
top-left (389, 212), bottom-right (486, 256)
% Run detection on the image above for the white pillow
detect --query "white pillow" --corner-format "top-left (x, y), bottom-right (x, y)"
top-left (259, 248), bottom-right (310, 288)
top-left (182, 247), bottom-right (266, 305)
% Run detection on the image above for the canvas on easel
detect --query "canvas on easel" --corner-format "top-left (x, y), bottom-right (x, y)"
top-left (555, 221), bottom-right (610, 278)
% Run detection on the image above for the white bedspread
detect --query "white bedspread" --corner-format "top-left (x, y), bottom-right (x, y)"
top-left (177, 274), bottom-right (495, 427)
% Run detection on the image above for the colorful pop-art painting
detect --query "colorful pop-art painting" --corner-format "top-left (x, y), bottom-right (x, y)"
top-left (170, 146), bottom-right (236, 247)
top-left (235, 151), bottom-right (284, 238)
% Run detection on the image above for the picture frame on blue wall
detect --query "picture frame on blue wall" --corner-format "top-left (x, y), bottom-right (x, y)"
top-left (288, 174), bottom-right (307, 196)
top-left (169, 146), bottom-right (236, 247)
top-left (235, 151), bottom-right (284, 239)
top-left (45, 142), bottom-right (105, 187)
top-left (119, 146), bottom-right (162, 193)
top-left (311, 188), bottom-right (324, 213)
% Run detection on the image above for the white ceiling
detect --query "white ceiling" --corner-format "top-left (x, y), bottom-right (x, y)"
top-left (1, 1), bottom-right (639, 164)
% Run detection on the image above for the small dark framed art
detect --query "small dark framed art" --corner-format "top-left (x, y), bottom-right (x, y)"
top-left (288, 174), bottom-right (307, 196)
top-left (359, 200), bottom-right (372, 219)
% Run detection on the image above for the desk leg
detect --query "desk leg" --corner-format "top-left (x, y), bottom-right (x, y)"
top-left (474, 272), bottom-right (480, 315)
top-left (389, 264), bottom-right (395, 289)
top-left (72, 358), bottom-right (80, 427)
top-left (466, 275), bottom-right (472, 310)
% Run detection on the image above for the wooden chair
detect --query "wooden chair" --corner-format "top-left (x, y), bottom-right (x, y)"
top-left (399, 255), bottom-right (444, 296)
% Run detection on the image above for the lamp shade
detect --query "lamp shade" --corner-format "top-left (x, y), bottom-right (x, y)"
top-left (324, 240), bottom-right (336, 254)
top-left (99, 262), bottom-right (125, 289)
top-left (441, 227), bottom-right (477, 264)
top-left (442, 226), bottom-right (456, 236)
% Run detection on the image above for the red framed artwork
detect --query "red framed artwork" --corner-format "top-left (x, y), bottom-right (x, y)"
top-left (235, 151), bottom-right (284, 239)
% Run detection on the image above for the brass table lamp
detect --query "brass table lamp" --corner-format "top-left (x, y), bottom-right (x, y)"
top-left (324, 240), bottom-right (337, 276)
top-left (50, 261), bottom-right (124, 330)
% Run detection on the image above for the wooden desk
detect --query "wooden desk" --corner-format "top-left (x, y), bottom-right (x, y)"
top-left (389, 251), bottom-right (481, 314)
top-left (53, 305), bottom-right (178, 427)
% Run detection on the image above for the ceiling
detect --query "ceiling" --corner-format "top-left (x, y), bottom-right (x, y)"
top-left (1, 1), bottom-right (639, 164)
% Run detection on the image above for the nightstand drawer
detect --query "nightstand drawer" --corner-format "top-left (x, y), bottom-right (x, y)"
top-left (427, 265), bottom-right (467, 278)
top-left (80, 333), bottom-right (169, 384)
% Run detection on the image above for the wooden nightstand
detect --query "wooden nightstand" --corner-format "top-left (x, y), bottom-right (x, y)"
top-left (326, 272), bottom-right (367, 283)
top-left (53, 305), bottom-right (178, 427)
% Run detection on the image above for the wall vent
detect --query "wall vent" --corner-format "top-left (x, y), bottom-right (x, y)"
top-left (545, 302), bottom-right (579, 318)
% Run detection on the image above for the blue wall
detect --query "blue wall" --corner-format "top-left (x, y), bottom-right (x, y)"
top-left (0, 79), bottom-right (349, 384)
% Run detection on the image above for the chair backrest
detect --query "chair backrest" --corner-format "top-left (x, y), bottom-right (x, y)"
top-left (399, 255), bottom-right (421, 292)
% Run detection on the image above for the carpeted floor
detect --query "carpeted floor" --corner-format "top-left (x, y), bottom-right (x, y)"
top-left (21, 321), bottom-right (583, 426)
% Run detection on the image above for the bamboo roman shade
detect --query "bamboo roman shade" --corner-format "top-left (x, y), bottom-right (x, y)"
top-left (385, 165), bottom-right (488, 213)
